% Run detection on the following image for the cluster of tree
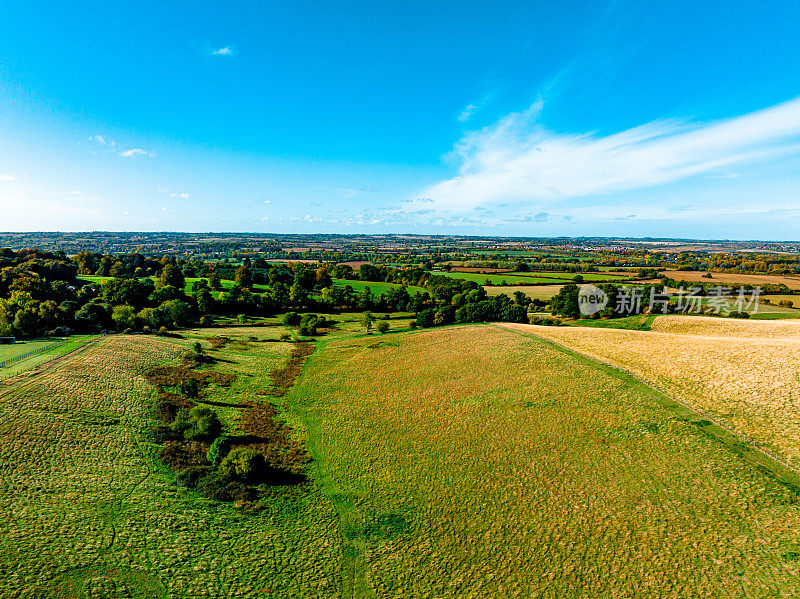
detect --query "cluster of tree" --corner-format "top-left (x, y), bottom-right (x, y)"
top-left (414, 291), bottom-right (528, 328)
top-left (282, 312), bottom-right (328, 336)
top-left (593, 249), bottom-right (800, 276)
top-left (0, 250), bottom-right (211, 338)
top-left (1, 246), bottom-right (570, 338)
top-left (0, 249), bottom-right (438, 338)
top-left (550, 283), bottom-right (668, 319)
top-left (549, 281), bottom-right (766, 320)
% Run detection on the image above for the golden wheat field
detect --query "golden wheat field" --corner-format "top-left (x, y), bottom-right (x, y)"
top-left (0, 333), bottom-right (342, 598)
top-left (503, 318), bottom-right (800, 465)
top-left (649, 314), bottom-right (800, 339)
top-left (286, 324), bottom-right (800, 598)
top-left (659, 270), bottom-right (800, 290)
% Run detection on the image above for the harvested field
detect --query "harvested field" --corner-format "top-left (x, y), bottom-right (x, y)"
top-left (650, 314), bottom-right (800, 339)
top-left (503, 320), bottom-right (800, 464)
top-left (287, 324), bottom-right (800, 597)
top-left (483, 283), bottom-right (564, 299)
top-left (660, 270), bottom-right (800, 290)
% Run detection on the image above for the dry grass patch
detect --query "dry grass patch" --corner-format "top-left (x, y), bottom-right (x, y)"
top-left (483, 283), bottom-right (564, 299)
top-left (269, 342), bottom-right (314, 397)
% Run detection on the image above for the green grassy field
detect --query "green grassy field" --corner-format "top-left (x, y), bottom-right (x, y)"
top-left (331, 278), bottom-right (426, 295)
top-left (0, 331), bottom-right (342, 598)
top-left (433, 270), bottom-right (576, 285)
top-left (434, 270), bottom-right (631, 286)
top-left (569, 314), bottom-right (657, 330)
top-left (284, 324), bottom-right (800, 597)
top-left (4, 320), bottom-right (800, 597)
top-left (78, 275), bottom-right (271, 294)
top-left (78, 275), bottom-right (424, 296)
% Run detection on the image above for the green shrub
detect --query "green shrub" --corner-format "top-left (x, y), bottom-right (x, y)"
top-left (218, 447), bottom-right (266, 481)
top-left (298, 313), bottom-right (320, 336)
top-left (178, 377), bottom-right (200, 398)
top-left (176, 466), bottom-right (212, 488)
top-left (207, 435), bottom-right (233, 466)
top-left (376, 320), bottom-right (389, 334)
top-left (174, 406), bottom-right (222, 442)
top-left (282, 312), bottom-right (301, 326)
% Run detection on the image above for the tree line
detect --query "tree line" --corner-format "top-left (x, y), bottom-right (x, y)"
top-left (0, 249), bottom-right (541, 338)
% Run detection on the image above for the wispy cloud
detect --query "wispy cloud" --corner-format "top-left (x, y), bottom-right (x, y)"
top-left (89, 135), bottom-right (115, 147)
top-left (458, 104), bottom-right (479, 123)
top-left (211, 46), bottom-right (235, 56)
top-left (421, 96), bottom-right (800, 211)
top-left (119, 148), bottom-right (156, 158)
top-left (457, 92), bottom-right (496, 123)
top-left (0, 174), bottom-right (17, 181)
top-left (320, 186), bottom-right (372, 198)
top-left (170, 192), bottom-right (190, 199)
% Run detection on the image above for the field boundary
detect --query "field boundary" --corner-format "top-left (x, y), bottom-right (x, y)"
top-left (0, 336), bottom-right (98, 392)
top-left (494, 323), bottom-right (800, 491)
top-left (0, 339), bottom-right (63, 369)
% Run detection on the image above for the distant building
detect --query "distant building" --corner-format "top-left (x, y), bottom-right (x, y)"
top-left (0, 337), bottom-right (15, 345)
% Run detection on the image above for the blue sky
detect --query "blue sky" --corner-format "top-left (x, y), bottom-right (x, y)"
top-left (2, 1), bottom-right (800, 239)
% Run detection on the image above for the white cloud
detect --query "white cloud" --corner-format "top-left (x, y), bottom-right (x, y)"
top-left (288, 214), bottom-right (321, 223)
top-left (119, 148), bottom-right (156, 158)
top-left (422, 96), bottom-right (800, 211)
top-left (171, 192), bottom-right (190, 199)
top-left (320, 186), bottom-right (372, 198)
top-left (456, 92), bottom-right (496, 123)
top-left (0, 174), bottom-right (17, 181)
top-left (90, 135), bottom-right (115, 147)
top-left (458, 104), bottom-right (478, 123)
top-left (211, 46), bottom-right (235, 56)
